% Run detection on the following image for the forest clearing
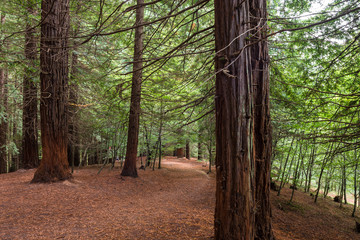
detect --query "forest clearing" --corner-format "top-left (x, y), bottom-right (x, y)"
top-left (0, 157), bottom-right (359, 240)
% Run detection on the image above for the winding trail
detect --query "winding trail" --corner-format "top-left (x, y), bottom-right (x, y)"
top-left (0, 157), bottom-right (215, 240)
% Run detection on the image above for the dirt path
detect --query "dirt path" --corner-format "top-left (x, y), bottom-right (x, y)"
top-left (0, 157), bottom-right (215, 240)
top-left (2, 157), bottom-right (360, 239)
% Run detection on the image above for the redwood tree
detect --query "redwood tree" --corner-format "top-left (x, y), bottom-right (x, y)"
top-left (22, 0), bottom-right (39, 169)
top-left (31, 0), bottom-right (71, 182)
top-left (121, 0), bottom-right (144, 177)
top-left (214, 0), bottom-right (273, 239)
top-left (250, 0), bottom-right (274, 238)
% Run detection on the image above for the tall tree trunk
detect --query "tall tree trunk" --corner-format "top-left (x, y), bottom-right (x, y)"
top-left (214, 0), bottom-right (255, 238)
top-left (0, 14), bottom-right (8, 174)
top-left (121, 0), bottom-right (144, 177)
top-left (31, 0), bottom-right (71, 183)
top-left (250, 0), bottom-right (274, 238)
top-left (22, 1), bottom-right (39, 169)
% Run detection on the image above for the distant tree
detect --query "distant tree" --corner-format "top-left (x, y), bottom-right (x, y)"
top-left (31, 0), bottom-right (71, 182)
top-left (186, 140), bottom-right (190, 159)
top-left (22, 0), bottom-right (39, 169)
top-left (121, 0), bottom-right (145, 177)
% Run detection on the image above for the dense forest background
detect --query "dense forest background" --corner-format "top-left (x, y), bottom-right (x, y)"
top-left (1, 0), bottom-right (360, 229)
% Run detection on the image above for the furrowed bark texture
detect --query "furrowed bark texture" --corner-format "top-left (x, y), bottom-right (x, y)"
top-left (121, 0), bottom-right (144, 177)
top-left (250, 0), bottom-right (274, 239)
top-left (214, 0), bottom-right (273, 239)
top-left (214, 0), bottom-right (254, 239)
top-left (32, 0), bottom-right (71, 183)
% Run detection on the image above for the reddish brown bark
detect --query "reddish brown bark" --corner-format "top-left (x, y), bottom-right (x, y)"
top-left (214, 0), bottom-right (273, 239)
top-left (121, 0), bottom-right (144, 178)
top-left (31, 0), bottom-right (71, 183)
top-left (250, 0), bottom-right (274, 238)
top-left (214, 0), bottom-right (254, 239)
top-left (22, 1), bottom-right (39, 169)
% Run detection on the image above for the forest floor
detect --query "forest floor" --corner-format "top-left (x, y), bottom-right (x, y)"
top-left (0, 156), bottom-right (360, 240)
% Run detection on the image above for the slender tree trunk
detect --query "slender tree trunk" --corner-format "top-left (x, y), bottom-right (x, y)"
top-left (290, 142), bottom-right (303, 203)
top-left (277, 136), bottom-right (296, 196)
top-left (314, 143), bottom-right (334, 203)
top-left (352, 154), bottom-right (358, 217)
top-left (198, 142), bottom-right (202, 160)
top-left (22, 2), bottom-right (39, 169)
top-left (283, 142), bottom-right (299, 187)
top-left (31, 0), bottom-right (71, 183)
top-left (343, 163), bottom-right (347, 204)
top-left (0, 67), bottom-right (7, 174)
top-left (305, 142), bottom-right (316, 192)
top-left (208, 139), bottom-right (213, 173)
top-left (214, 0), bottom-right (255, 238)
top-left (158, 106), bottom-right (163, 169)
top-left (0, 14), bottom-right (8, 174)
top-left (121, 0), bottom-right (144, 177)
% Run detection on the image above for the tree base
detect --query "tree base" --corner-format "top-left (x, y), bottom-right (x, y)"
top-left (31, 166), bottom-right (72, 183)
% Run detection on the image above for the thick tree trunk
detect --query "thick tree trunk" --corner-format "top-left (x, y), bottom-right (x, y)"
top-left (214, 0), bottom-right (255, 239)
top-left (121, 0), bottom-right (144, 177)
top-left (22, 2), bottom-right (39, 169)
top-left (31, 0), bottom-right (71, 183)
top-left (214, 1), bottom-right (273, 239)
top-left (250, 0), bottom-right (273, 236)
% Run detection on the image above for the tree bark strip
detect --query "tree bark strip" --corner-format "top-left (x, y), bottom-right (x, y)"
top-left (32, 0), bottom-right (71, 183)
top-left (249, 0), bottom-right (274, 237)
top-left (121, 0), bottom-right (145, 177)
top-left (214, 0), bottom-right (255, 238)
